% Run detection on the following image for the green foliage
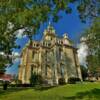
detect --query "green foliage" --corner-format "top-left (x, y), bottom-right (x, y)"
top-left (0, 0), bottom-right (100, 71)
top-left (58, 78), bottom-right (66, 85)
top-left (77, 0), bottom-right (100, 22)
top-left (68, 77), bottom-right (81, 84)
top-left (65, 7), bottom-right (72, 14)
top-left (83, 17), bottom-right (100, 74)
top-left (77, 4), bottom-right (86, 13)
top-left (80, 65), bottom-right (88, 80)
top-left (30, 72), bottom-right (43, 86)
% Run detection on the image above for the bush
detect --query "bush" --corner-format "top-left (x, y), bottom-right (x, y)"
top-left (10, 84), bottom-right (32, 87)
top-left (58, 78), bottom-right (66, 85)
top-left (30, 73), bottom-right (43, 86)
top-left (68, 77), bottom-right (81, 84)
top-left (10, 84), bottom-right (16, 87)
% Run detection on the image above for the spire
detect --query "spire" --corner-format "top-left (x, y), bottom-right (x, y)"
top-left (49, 21), bottom-right (51, 26)
top-left (47, 22), bottom-right (55, 34)
top-left (47, 21), bottom-right (52, 29)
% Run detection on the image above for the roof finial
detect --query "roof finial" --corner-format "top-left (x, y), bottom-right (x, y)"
top-left (49, 21), bottom-right (51, 26)
top-left (63, 33), bottom-right (68, 39)
top-left (47, 21), bottom-right (52, 29)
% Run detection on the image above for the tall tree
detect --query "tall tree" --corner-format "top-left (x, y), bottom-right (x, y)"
top-left (82, 17), bottom-right (100, 75)
top-left (0, 0), bottom-right (100, 70)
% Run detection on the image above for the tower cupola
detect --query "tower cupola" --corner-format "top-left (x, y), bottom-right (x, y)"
top-left (43, 22), bottom-right (56, 40)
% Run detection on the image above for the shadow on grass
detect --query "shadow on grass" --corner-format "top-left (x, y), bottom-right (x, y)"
top-left (0, 85), bottom-right (57, 96)
top-left (0, 87), bottom-right (31, 96)
top-left (63, 88), bottom-right (100, 100)
top-left (33, 85), bottom-right (58, 91)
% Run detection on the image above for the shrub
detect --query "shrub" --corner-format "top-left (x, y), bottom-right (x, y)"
top-left (30, 73), bottom-right (43, 86)
top-left (58, 78), bottom-right (66, 85)
top-left (10, 84), bottom-right (16, 87)
top-left (68, 77), bottom-right (81, 84)
top-left (10, 84), bottom-right (32, 87)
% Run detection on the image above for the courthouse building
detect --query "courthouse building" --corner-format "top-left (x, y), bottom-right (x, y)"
top-left (18, 24), bottom-right (82, 85)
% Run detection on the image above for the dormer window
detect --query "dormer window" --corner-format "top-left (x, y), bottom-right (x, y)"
top-left (42, 42), bottom-right (44, 46)
top-left (34, 44), bottom-right (36, 47)
top-left (48, 42), bottom-right (51, 46)
top-left (33, 43), bottom-right (35, 47)
top-left (57, 40), bottom-right (61, 44)
top-left (36, 44), bottom-right (39, 47)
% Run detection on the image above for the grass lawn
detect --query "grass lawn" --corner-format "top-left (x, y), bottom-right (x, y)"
top-left (0, 82), bottom-right (100, 100)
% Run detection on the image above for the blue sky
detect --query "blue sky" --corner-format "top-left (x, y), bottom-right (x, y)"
top-left (6, 3), bottom-right (90, 75)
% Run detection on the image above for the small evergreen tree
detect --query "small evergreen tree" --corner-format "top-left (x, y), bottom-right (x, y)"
top-left (30, 72), bottom-right (43, 86)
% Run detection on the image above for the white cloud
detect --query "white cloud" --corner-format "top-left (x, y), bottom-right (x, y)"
top-left (15, 29), bottom-right (26, 39)
top-left (12, 52), bottom-right (20, 63)
top-left (0, 51), bottom-right (20, 58)
top-left (12, 52), bottom-right (20, 57)
top-left (0, 52), bottom-right (4, 55)
top-left (80, 37), bottom-right (87, 42)
top-left (13, 58), bottom-right (20, 63)
top-left (77, 42), bottom-right (89, 66)
top-left (7, 22), bottom-right (27, 39)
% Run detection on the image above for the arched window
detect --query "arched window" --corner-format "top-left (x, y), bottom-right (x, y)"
top-left (32, 51), bottom-right (35, 58)
top-left (36, 44), bottom-right (39, 47)
top-left (60, 64), bottom-right (64, 77)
